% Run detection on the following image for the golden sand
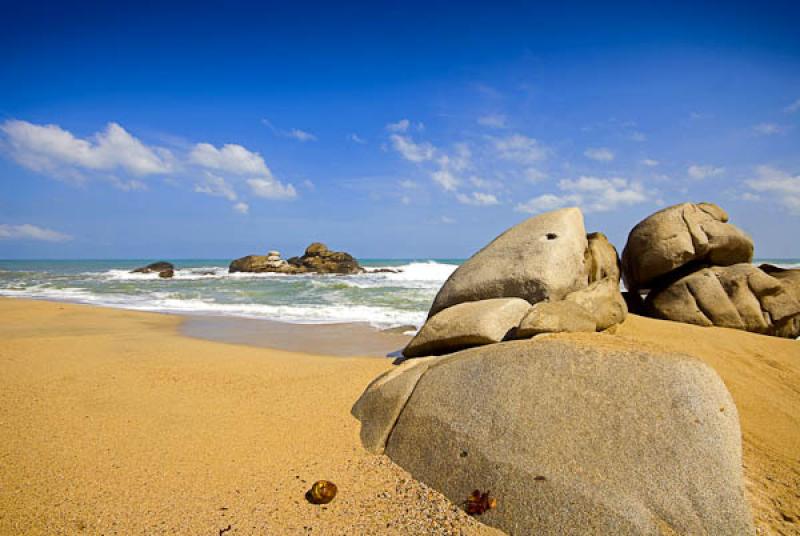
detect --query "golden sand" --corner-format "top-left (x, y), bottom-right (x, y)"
top-left (0, 298), bottom-right (797, 534)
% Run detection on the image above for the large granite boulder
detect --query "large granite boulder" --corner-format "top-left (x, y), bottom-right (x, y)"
top-left (287, 242), bottom-right (363, 274)
top-left (428, 208), bottom-right (589, 317)
top-left (131, 261), bottom-right (175, 278)
top-left (563, 278), bottom-right (628, 331)
top-left (403, 298), bottom-right (531, 358)
top-left (621, 203), bottom-right (754, 290)
top-left (646, 263), bottom-right (800, 338)
top-left (586, 232), bottom-right (620, 283)
top-left (760, 263), bottom-right (800, 302)
top-left (354, 338), bottom-right (753, 535)
top-left (516, 301), bottom-right (596, 337)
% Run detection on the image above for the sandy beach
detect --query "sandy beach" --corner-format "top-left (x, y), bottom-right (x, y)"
top-left (1, 297), bottom-right (798, 535)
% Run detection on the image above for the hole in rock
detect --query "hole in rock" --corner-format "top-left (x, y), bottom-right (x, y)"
top-left (546, 233), bottom-right (557, 240)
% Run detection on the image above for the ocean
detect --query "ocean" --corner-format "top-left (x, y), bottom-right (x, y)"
top-left (1, 258), bottom-right (798, 329)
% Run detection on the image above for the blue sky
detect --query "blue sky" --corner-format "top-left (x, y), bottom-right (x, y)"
top-left (1, 1), bottom-right (799, 259)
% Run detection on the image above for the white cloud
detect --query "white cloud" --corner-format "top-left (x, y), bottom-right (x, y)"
top-left (190, 143), bottom-right (271, 176)
top-left (456, 192), bottom-right (500, 206)
top-left (233, 202), bottom-right (249, 214)
top-left (386, 119), bottom-right (410, 133)
top-left (0, 223), bottom-right (72, 242)
top-left (247, 178), bottom-right (297, 200)
top-left (349, 133), bottom-right (366, 144)
top-left (194, 173), bottom-right (238, 201)
top-left (390, 134), bottom-right (435, 162)
top-left (492, 134), bottom-right (548, 164)
top-left (629, 131), bottom-right (646, 142)
top-left (641, 158), bottom-right (659, 167)
top-left (785, 98), bottom-right (800, 113)
top-left (287, 129), bottom-right (317, 142)
top-left (584, 147), bottom-right (615, 162)
top-left (688, 164), bottom-right (724, 179)
top-left (745, 166), bottom-right (800, 213)
top-left (752, 123), bottom-right (785, 135)
top-left (477, 114), bottom-right (507, 128)
top-left (0, 120), bottom-right (173, 179)
top-left (431, 169), bottom-right (459, 191)
top-left (261, 119), bottom-right (316, 142)
top-left (516, 176), bottom-right (648, 214)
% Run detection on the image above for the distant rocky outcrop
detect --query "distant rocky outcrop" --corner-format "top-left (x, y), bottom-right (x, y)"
top-left (353, 338), bottom-right (754, 535)
top-left (131, 261), bottom-right (175, 279)
top-left (229, 244), bottom-right (362, 275)
top-left (621, 203), bottom-right (800, 338)
top-left (403, 208), bottom-right (627, 358)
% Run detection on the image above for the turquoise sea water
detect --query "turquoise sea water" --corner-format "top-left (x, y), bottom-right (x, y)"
top-left (0, 258), bottom-right (797, 329)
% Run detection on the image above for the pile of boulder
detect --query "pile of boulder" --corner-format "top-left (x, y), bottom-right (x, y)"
top-left (352, 203), bottom-right (764, 535)
top-left (229, 242), bottom-right (362, 275)
top-left (403, 207), bottom-right (627, 358)
top-left (131, 261), bottom-right (174, 279)
top-left (622, 202), bottom-right (800, 338)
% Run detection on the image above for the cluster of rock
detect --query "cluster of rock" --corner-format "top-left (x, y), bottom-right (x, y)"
top-left (131, 261), bottom-right (174, 278)
top-left (404, 208), bottom-right (627, 358)
top-left (622, 202), bottom-right (800, 338)
top-left (353, 204), bottom-right (759, 535)
top-left (229, 243), bottom-right (362, 275)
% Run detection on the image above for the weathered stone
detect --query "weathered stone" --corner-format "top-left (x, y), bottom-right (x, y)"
top-left (429, 208), bottom-right (589, 317)
top-left (516, 301), bottom-right (596, 337)
top-left (760, 264), bottom-right (800, 302)
top-left (621, 202), bottom-right (754, 290)
top-left (132, 261), bottom-right (175, 278)
top-left (158, 268), bottom-right (174, 279)
top-left (355, 338), bottom-right (753, 535)
top-left (351, 356), bottom-right (438, 453)
top-left (229, 255), bottom-right (296, 274)
top-left (403, 298), bottom-right (531, 358)
top-left (586, 232), bottom-right (620, 283)
top-left (564, 278), bottom-right (627, 330)
top-left (229, 243), bottom-right (362, 274)
top-left (646, 263), bottom-right (800, 338)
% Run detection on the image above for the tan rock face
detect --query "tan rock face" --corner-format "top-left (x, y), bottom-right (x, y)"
top-left (621, 202), bottom-right (754, 290)
top-left (646, 263), bottom-right (800, 338)
top-left (563, 278), bottom-right (628, 331)
top-left (586, 232), bottom-right (620, 283)
top-left (354, 338), bottom-right (753, 535)
top-left (428, 208), bottom-right (589, 317)
top-left (516, 301), bottom-right (596, 337)
top-left (403, 298), bottom-right (531, 358)
top-left (229, 243), bottom-right (362, 274)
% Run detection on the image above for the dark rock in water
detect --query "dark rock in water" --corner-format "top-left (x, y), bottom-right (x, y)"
top-left (353, 337), bottom-right (754, 535)
top-left (288, 242), bottom-right (363, 274)
top-left (370, 268), bottom-right (401, 274)
top-left (646, 263), bottom-right (800, 338)
top-left (229, 243), bottom-right (362, 274)
top-left (132, 262), bottom-right (175, 278)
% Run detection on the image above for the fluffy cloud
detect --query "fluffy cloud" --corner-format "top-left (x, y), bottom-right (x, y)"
top-left (431, 169), bottom-right (459, 191)
top-left (456, 192), bottom-right (500, 206)
top-left (0, 223), bottom-right (72, 242)
top-left (349, 133), bottom-right (366, 144)
top-left (745, 166), bottom-right (800, 213)
top-left (688, 164), bottom-right (724, 179)
top-left (516, 176), bottom-right (648, 214)
top-left (641, 158), bottom-right (659, 167)
top-left (584, 147), bottom-right (615, 162)
top-left (247, 178), bottom-right (297, 199)
top-left (189, 143), bottom-right (272, 176)
top-left (194, 173), bottom-right (238, 201)
top-left (0, 120), bottom-right (173, 180)
top-left (233, 202), bottom-right (250, 214)
top-left (492, 134), bottom-right (548, 164)
top-left (390, 134), bottom-right (435, 162)
top-left (288, 129), bottom-right (316, 142)
top-left (477, 114), bottom-right (507, 128)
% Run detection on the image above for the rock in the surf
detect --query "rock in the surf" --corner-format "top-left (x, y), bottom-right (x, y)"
top-left (131, 261), bottom-right (175, 278)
